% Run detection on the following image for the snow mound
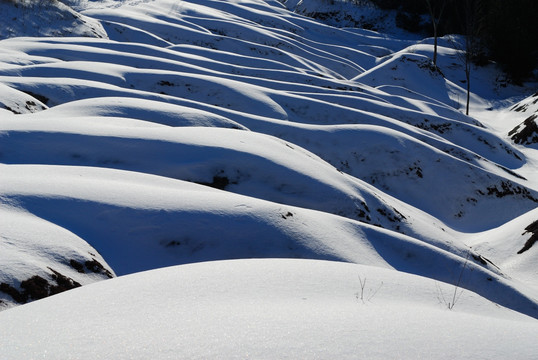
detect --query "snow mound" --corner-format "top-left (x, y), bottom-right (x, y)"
top-left (0, 82), bottom-right (47, 114)
top-left (511, 91), bottom-right (538, 115)
top-left (509, 93), bottom-right (538, 146)
top-left (2, 164), bottom-right (538, 318)
top-left (509, 114), bottom-right (538, 146)
top-left (34, 96), bottom-right (249, 129)
top-left (468, 207), bottom-right (538, 294)
top-left (0, 205), bottom-right (114, 310)
top-left (0, 259), bottom-right (536, 359)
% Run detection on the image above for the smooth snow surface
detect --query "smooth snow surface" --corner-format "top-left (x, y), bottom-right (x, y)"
top-left (0, 0), bottom-right (537, 356)
top-left (0, 259), bottom-right (537, 360)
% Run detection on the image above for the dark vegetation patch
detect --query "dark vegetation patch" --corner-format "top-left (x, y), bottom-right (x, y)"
top-left (512, 104), bottom-right (529, 113)
top-left (366, 160), bottom-right (424, 189)
top-left (414, 119), bottom-right (452, 134)
top-left (163, 240), bottom-right (182, 247)
top-left (409, 164), bottom-right (423, 178)
top-left (482, 181), bottom-right (538, 202)
top-left (498, 143), bottom-right (523, 160)
top-left (19, 275), bottom-right (51, 301)
top-left (159, 237), bottom-right (205, 254)
top-left (509, 114), bottom-right (538, 145)
top-left (85, 259), bottom-right (113, 278)
top-left (158, 80), bottom-right (175, 86)
top-left (442, 147), bottom-right (475, 162)
top-left (0, 283), bottom-right (26, 303)
top-left (517, 220), bottom-right (538, 254)
top-left (476, 136), bottom-right (493, 149)
top-left (395, 161), bottom-right (424, 180)
top-left (25, 100), bottom-right (46, 112)
top-left (3, 105), bottom-right (21, 114)
top-left (69, 258), bottom-right (113, 278)
top-left (401, 55), bottom-right (444, 77)
top-left (3, 100), bottom-right (46, 114)
top-left (196, 170), bottom-right (244, 191)
top-left (0, 268), bottom-right (81, 304)
top-left (321, 84), bottom-right (362, 91)
top-left (198, 175), bottom-right (231, 190)
top-left (48, 268), bottom-right (82, 296)
top-left (281, 211), bottom-right (294, 219)
top-left (376, 207), bottom-right (406, 223)
top-left (473, 137), bottom-right (521, 162)
top-left (70, 259), bottom-right (85, 273)
top-left (356, 200), bottom-right (371, 222)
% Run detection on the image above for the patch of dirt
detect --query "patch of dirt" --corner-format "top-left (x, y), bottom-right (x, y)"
top-left (158, 80), bottom-right (175, 86)
top-left (414, 119), bottom-right (452, 134)
top-left (376, 207), bottom-right (406, 223)
top-left (281, 211), bottom-right (294, 219)
top-left (0, 282), bottom-right (27, 303)
top-left (3, 105), bottom-right (21, 114)
top-left (162, 240), bottom-right (182, 247)
top-left (356, 200), bottom-right (371, 222)
top-left (70, 259), bottom-right (85, 273)
top-left (402, 55), bottom-right (445, 77)
top-left (199, 175), bottom-right (230, 190)
top-left (48, 268), bottom-right (82, 296)
top-left (483, 181), bottom-right (538, 202)
top-left (25, 100), bottom-right (46, 112)
top-left (21, 274), bottom-right (51, 301)
top-left (69, 258), bottom-right (114, 278)
top-left (0, 268), bottom-right (82, 304)
top-left (517, 220), bottom-right (538, 254)
top-left (84, 259), bottom-right (114, 278)
top-left (509, 114), bottom-right (538, 145)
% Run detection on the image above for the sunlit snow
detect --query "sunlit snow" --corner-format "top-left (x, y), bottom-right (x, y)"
top-left (0, 0), bottom-right (537, 358)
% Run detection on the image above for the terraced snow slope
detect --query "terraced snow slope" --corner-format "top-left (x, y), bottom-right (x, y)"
top-left (0, 0), bottom-right (537, 356)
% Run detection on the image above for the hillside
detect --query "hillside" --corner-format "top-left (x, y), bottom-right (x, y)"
top-left (0, 0), bottom-right (537, 357)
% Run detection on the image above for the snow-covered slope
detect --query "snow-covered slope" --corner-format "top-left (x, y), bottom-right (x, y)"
top-left (0, 205), bottom-right (114, 308)
top-left (1, 259), bottom-right (537, 360)
top-left (0, 0), bottom-right (537, 353)
top-left (509, 92), bottom-right (538, 147)
top-left (0, 0), bottom-right (106, 39)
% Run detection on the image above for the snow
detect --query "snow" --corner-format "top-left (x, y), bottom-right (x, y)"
top-left (0, 259), bottom-right (537, 359)
top-left (0, 0), bottom-right (537, 356)
top-left (0, 0), bottom-right (106, 39)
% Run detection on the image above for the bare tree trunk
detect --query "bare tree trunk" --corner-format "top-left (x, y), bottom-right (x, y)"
top-left (465, 64), bottom-right (471, 116)
top-left (461, 0), bottom-right (483, 116)
top-left (425, 0), bottom-right (447, 66)
top-left (433, 24), bottom-right (438, 65)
